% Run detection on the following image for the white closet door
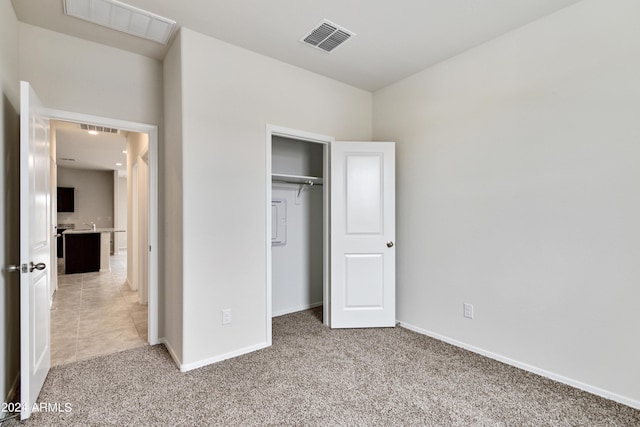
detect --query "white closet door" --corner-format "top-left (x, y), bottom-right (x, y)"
top-left (330, 141), bottom-right (395, 328)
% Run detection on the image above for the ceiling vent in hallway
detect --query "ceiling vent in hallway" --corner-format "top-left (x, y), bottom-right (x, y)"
top-left (80, 124), bottom-right (119, 134)
top-left (301, 19), bottom-right (355, 53)
top-left (63, 0), bottom-right (177, 44)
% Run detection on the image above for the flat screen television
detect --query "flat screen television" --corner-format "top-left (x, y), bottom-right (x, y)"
top-left (57, 187), bottom-right (74, 212)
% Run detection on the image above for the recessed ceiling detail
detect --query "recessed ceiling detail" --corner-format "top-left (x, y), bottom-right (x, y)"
top-left (63, 0), bottom-right (177, 44)
top-left (80, 124), bottom-right (119, 134)
top-left (301, 19), bottom-right (355, 53)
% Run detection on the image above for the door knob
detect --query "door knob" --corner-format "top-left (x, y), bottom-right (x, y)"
top-left (29, 262), bottom-right (46, 272)
top-left (387, 241), bottom-right (394, 248)
top-left (6, 264), bottom-right (24, 273)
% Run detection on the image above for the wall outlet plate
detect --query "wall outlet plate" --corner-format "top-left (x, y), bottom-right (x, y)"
top-left (222, 309), bottom-right (232, 325)
top-left (463, 303), bottom-right (474, 319)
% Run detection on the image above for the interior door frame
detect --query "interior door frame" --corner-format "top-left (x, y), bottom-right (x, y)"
top-left (44, 107), bottom-right (160, 345)
top-left (137, 149), bottom-right (150, 305)
top-left (265, 125), bottom-right (334, 345)
top-left (131, 162), bottom-right (139, 291)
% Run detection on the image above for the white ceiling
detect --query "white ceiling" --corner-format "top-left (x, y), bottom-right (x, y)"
top-left (12, 0), bottom-right (583, 91)
top-left (55, 121), bottom-right (128, 177)
top-left (19, 0), bottom-right (583, 172)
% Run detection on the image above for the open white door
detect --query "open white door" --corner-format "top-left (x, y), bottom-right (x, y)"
top-left (19, 81), bottom-right (51, 419)
top-left (330, 141), bottom-right (395, 328)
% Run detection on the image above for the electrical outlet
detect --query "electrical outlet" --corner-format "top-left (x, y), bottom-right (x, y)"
top-left (222, 309), bottom-right (232, 325)
top-left (463, 303), bottom-right (474, 319)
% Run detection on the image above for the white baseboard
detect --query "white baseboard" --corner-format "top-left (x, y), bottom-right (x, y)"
top-left (398, 321), bottom-right (640, 411)
top-left (179, 342), bottom-right (270, 372)
top-left (160, 338), bottom-right (270, 373)
top-left (272, 301), bottom-right (322, 318)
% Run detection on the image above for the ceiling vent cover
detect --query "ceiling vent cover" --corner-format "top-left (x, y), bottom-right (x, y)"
top-left (301, 19), bottom-right (355, 53)
top-left (63, 0), bottom-right (177, 45)
top-left (80, 124), bottom-right (119, 134)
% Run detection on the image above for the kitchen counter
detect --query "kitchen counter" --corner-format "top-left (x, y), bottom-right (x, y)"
top-left (62, 229), bottom-right (125, 273)
top-left (62, 228), bottom-right (125, 234)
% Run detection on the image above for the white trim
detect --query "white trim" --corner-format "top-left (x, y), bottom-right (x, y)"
top-left (269, 125), bottom-right (335, 144)
top-left (265, 128), bottom-right (273, 347)
top-left (44, 107), bottom-right (160, 346)
top-left (398, 321), bottom-right (640, 411)
top-left (179, 343), bottom-right (270, 373)
top-left (146, 130), bottom-right (159, 345)
top-left (322, 140), bottom-right (330, 327)
top-left (131, 161), bottom-right (139, 292)
top-left (266, 125), bottom-right (334, 346)
top-left (272, 301), bottom-right (323, 318)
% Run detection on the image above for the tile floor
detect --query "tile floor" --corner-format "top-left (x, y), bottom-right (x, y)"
top-left (51, 250), bottom-right (148, 366)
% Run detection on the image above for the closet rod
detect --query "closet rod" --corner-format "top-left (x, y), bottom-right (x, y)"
top-left (272, 179), bottom-right (323, 186)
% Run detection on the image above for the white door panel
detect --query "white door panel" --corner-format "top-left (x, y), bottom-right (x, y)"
top-left (20, 81), bottom-right (51, 420)
top-left (345, 154), bottom-right (383, 234)
top-left (345, 254), bottom-right (384, 308)
top-left (331, 142), bottom-right (395, 328)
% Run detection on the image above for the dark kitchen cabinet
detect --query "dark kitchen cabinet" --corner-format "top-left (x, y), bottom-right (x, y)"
top-left (64, 233), bottom-right (100, 274)
top-left (57, 187), bottom-right (75, 212)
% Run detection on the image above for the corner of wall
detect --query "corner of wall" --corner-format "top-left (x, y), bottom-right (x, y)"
top-left (160, 27), bottom-right (184, 363)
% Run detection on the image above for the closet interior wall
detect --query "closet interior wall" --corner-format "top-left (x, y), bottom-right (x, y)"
top-left (271, 136), bottom-right (324, 316)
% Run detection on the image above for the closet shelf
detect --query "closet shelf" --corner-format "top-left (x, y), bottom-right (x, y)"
top-left (272, 173), bottom-right (323, 186)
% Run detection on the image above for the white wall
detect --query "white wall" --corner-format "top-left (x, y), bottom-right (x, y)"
top-left (18, 23), bottom-right (162, 125)
top-left (272, 136), bottom-right (324, 177)
top-left (373, 0), bottom-right (640, 406)
top-left (0, 0), bottom-right (20, 406)
top-left (57, 167), bottom-right (114, 229)
top-left (162, 31), bottom-right (184, 362)
top-left (170, 27), bottom-right (372, 367)
top-left (137, 156), bottom-right (149, 305)
top-left (272, 185), bottom-right (323, 316)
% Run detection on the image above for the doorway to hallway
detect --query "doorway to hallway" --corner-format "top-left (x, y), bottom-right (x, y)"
top-left (45, 109), bottom-right (159, 352)
top-left (50, 117), bottom-right (154, 365)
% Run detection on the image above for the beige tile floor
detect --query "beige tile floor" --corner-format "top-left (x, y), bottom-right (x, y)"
top-left (51, 251), bottom-right (148, 366)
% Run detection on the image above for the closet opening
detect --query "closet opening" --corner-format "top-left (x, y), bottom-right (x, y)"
top-left (266, 126), bottom-right (333, 343)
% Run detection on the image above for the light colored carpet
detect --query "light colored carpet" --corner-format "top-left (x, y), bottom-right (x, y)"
top-left (11, 308), bottom-right (640, 426)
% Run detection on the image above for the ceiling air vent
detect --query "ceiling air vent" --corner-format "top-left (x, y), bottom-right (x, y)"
top-left (301, 19), bottom-right (355, 53)
top-left (80, 124), bottom-right (119, 134)
top-left (63, 0), bottom-right (177, 45)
